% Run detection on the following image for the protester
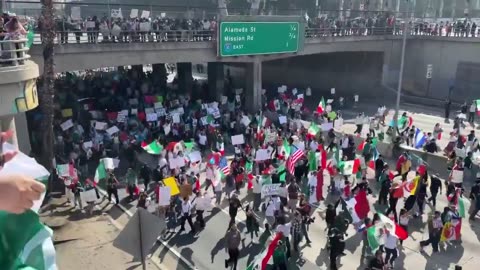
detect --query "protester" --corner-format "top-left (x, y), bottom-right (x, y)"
top-left (224, 223), bottom-right (241, 270)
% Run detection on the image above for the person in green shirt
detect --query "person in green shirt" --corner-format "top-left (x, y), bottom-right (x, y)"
top-left (125, 167), bottom-right (138, 201)
top-left (272, 239), bottom-right (288, 270)
top-left (362, 139), bottom-right (373, 162)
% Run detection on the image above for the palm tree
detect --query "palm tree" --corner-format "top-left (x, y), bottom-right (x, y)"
top-left (218, 0), bottom-right (229, 16)
top-left (38, 0), bottom-right (55, 175)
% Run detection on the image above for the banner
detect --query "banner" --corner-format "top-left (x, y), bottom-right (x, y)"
top-left (261, 184), bottom-right (282, 198)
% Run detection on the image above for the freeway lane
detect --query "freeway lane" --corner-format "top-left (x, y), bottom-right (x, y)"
top-left (102, 151), bottom-right (480, 270)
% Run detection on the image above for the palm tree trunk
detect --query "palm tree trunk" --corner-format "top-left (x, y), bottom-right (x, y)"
top-left (39, 0), bottom-right (55, 174)
top-left (218, 0), bottom-right (228, 16)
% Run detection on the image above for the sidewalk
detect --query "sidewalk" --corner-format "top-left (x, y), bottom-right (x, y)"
top-left (40, 197), bottom-right (168, 270)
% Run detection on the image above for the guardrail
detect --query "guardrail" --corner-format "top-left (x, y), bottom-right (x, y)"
top-left (29, 26), bottom-right (480, 46)
top-left (32, 30), bottom-right (217, 45)
top-left (0, 39), bottom-right (31, 67)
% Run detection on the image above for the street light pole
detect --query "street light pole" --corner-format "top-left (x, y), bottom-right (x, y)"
top-left (393, 0), bottom-right (409, 138)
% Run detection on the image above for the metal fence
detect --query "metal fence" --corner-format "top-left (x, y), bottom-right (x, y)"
top-left (0, 39), bottom-right (31, 67)
top-left (4, 1), bottom-right (480, 22)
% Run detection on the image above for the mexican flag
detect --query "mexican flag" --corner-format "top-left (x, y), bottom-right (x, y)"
top-left (378, 213), bottom-right (408, 240)
top-left (367, 225), bottom-right (384, 252)
top-left (317, 97), bottom-right (326, 114)
top-left (94, 158), bottom-right (115, 183)
top-left (0, 143), bottom-right (57, 270)
top-left (357, 140), bottom-right (366, 151)
top-left (141, 140), bottom-right (163, 155)
top-left (308, 122), bottom-right (320, 136)
top-left (245, 232), bottom-right (283, 270)
top-left (307, 151), bottom-right (318, 172)
top-left (282, 139), bottom-right (291, 158)
top-left (277, 164), bottom-right (287, 182)
top-left (342, 159), bottom-right (360, 175)
top-left (336, 190), bottom-right (370, 224)
top-left (259, 116), bottom-right (270, 128)
top-left (458, 197), bottom-right (467, 218)
top-left (476, 99), bottom-right (480, 116)
top-left (0, 210), bottom-right (57, 270)
top-left (245, 161), bottom-right (253, 173)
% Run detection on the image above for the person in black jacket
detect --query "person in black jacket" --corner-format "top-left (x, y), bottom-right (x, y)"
top-left (140, 164), bottom-right (151, 190)
top-left (374, 155), bottom-right (385, 181)
top-left (428, 174), bottom-right (443, 208)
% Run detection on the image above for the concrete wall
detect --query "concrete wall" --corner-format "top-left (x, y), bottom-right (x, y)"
top-left (29, 36), bottom-right (393, 74)
top-left (262, 52), bottom-right (384, 98)
top-left (402, 37), bottom-right (480, 102)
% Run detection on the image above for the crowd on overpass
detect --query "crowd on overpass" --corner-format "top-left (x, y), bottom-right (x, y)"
top-left (30, 63), bottom-right (480, 270)
top-left (2, 10), bottom-right (480, 45)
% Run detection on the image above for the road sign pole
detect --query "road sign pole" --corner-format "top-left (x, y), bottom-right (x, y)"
top-left (394, 1), bottom-right (409, 139)
top-left (138, 210), bottom-right (147, 270)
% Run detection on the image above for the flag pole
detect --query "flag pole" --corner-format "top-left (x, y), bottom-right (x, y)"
top-left (394, 0), bottom-right (409, 138)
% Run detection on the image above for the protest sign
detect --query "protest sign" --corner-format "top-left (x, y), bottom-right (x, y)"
top-left (117, 110), bottom-right (128, 122)
top-left (130, 9), bottom-right (139, 18)
top-left (241, 116), bottom-right (251, 127)
top-left (131, 108), bottom-right (138, 115)
top-left (141, 10), bottom-right (150, 18)
top-left (81, 188), bottom-right (97, 203)
top-left (261, 184), bottom-right (282, 198)
top-left (71, 6), bottom-right (81, 20)
top-left (231, 134), bottom-right (245, 145)
top-left (163, 177), bottom-right (180, 196)
top-left (145, 108), bottom-right (155, 114)
top-left (156, 107), bottom-right (166, 117)
top-left (172, 113), bottom-right (180, 123)
top-left (154, 102), bottom-right (163, 109)
top-left (111, 8), bottom-right (122, 18)
top-left (331, 88), bottom-right (336, 94)
top-left (180, 184), bottom-right (193, 198)
top-left (188, 151), bottom-right (202, 163)
top-left (61, 108), bottom-right (73, 118)
top-left (106, 126), bottom-right (120, 135)
top-left (95, 122), bottom-right (108, 130)
top-left (83, 141), bottom-right (93, 149)
top-left (451, 170), bottom-right (464, 183)
top-left (158, 187), bottom-right (171, 206)
top-left (255, 149), bottom-right (270, 161)
top-left (60, 119), bottom-right (74, 131)
top-left (169, 156), bottom-right (186, 169)
top-left (129, 98), bottom-right (139, 106)
top-left (146, 113), bottom-right (157, 122)
top-left (321, 122), bottom-right (333, 131)
top-left (279, 115), bottom-right (287, 124)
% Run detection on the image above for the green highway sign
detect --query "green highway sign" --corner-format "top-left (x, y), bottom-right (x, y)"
top-left (219, 21), bottom-right (300, 57)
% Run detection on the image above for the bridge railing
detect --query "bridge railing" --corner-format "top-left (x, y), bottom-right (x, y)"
top-left (32, 27), bottom-right (398, 45)
top-left (0, 39), bottom-right (31, 67)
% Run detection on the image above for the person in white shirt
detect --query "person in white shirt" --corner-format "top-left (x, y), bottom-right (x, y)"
top-left (180, 197), bottom-right (196, 234)
top-left (469, 101), bottom-right (476, 125)
top-left (252, 176), bottom-right (262, 211)
top-left (383, 229), bottom-right (398, 268)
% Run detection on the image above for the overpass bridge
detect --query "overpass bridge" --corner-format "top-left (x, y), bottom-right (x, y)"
top-left (28, 28), bottom-right (480, 110)
top-left (29, 29), bottom-right (396, 73)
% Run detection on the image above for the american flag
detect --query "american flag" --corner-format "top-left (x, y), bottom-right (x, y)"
top-left (219, 157), bottom-right (230, 175)
top-left (287, 149), bottom-right (304, 174)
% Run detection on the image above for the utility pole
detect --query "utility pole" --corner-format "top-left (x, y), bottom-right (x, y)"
top-left (394, 0), bottom-right (409, 138)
